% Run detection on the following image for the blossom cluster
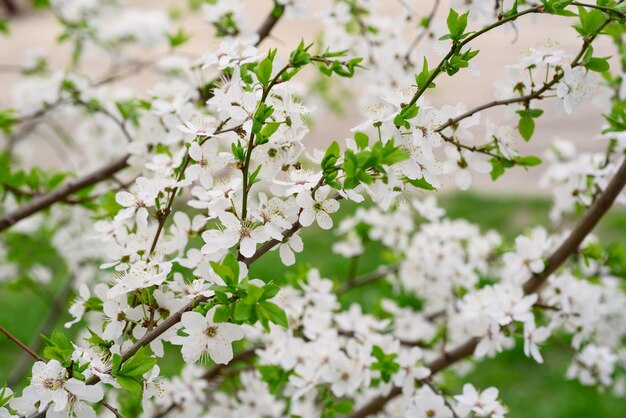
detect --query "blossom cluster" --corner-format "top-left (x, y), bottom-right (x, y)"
top-left (0, 1), bottom-right (626, 418)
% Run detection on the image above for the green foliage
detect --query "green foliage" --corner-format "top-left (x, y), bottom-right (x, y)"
top-left (321, 141), bottom-right (341, 189)
top-left (342, 139), bottom-right (409, 189)
top-left (490, 154), bottom-right (542, 180)
top-left (0, 20), bottom-right (8, 36)
top-left (540, 0), bottom-right (576, 16)
top-left (210, 253), bottom-right (240, 288)
top-left (370, 345), bottom-right (399, 385)
top-left (316, 49), bottom-right (364, 78)
top-left (258, 364), bottom-right (292, 395)
top-left (516, 109), bottom-right (543, 141)
top-left (574, 6), bottom-right (607, 37)
top-left (256, 49), bottom-right (277, 86)
top-left (111, 347), bottom-right (157, 396)
top-left (286, 41), bottom-right (314, 80)
top-left (393, 104), bottom-right (419, 129)
top-left (443, 9), bottom-right (469, 43)
top-left (0, 386), bottom-right (13, 407)
top-left (42, 330), bottom-right (74, 366)
top-left (319, 389), bottom-right (354, 418)
top-left (415, 57), bottom-right (437, 91)
top-left (444, 48), bottom-right (480, 76)
top-left (252, 102), bottom-right (274, 135)
top-left (115, 99), bottom-right (151, 127)
top-left (209, 254), bottom-right (288, 331)
top-left (0, 109), bottom-right (17, 134)
top-left (167, 28), bottom-right (192, 48)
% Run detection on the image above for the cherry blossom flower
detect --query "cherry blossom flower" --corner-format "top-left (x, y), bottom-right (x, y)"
top-left (201, 212), bottom-right (270, 258)
top-left (296, 186), bottom-right (339, 230)
top-left (523, 321), bottom-right (551, 363)
top-left (454, 384), bottom-right (507, 418)
top-left (10, 360), bottom-right (103, 417)
top-left (115, 177), bottom-right (159, 221)
top-left (556, 66), bottom-right (598, 115)
top-left (443, 147), bottom-right (491, 190)
top-left (173, 309), bottom-right (245, 364)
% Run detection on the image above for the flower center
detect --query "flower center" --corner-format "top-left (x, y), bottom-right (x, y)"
top-left (205, 325), bottom-right (218, 337)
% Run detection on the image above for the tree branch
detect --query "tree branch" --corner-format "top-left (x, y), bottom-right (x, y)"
top-left (254, 5), bottom-right (285, 47)
top-left (0, 324), bottom-right (45, 362)
top-left (0, 155), bottom-right (129, 232)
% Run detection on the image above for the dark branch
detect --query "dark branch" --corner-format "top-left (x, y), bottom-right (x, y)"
top-left (0, 155), bottom-right (129, 232)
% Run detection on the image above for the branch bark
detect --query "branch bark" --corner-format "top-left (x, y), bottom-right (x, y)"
top-left (0, 155), bottom-right (129, 232)
top-left (347, 156), bottom-right (626, 418)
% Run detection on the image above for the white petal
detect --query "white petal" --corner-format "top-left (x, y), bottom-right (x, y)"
top-left (239, 237), bottom-right (256, 258)
top-left (455, 169), bottom-right (472, 190)
top-left (219, 212), bottom-right (240, 229)
top-left (181, 311), bottom-right (207, 333)
top-left (115, 191), bottom-right (135, 207)
top-left (181, 336), bottom-right (205, 363)
top-left (316, 211), bottom-right (333, 230)
top-left (279, 244), bottom-right (295, 266)
top-left (65, 379), bottom-right (104, 403)
top-left (322, 198), bottom-right (339, 214)
top-left (299, 209), bottom-right (315, 227)
top-left (296, 192), bottom-right (314, 209)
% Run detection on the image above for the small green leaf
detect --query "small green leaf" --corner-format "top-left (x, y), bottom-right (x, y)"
top-left (518, 115), bottom-right (535, 141)
top-left (354, 132), bottom-right (369, 149)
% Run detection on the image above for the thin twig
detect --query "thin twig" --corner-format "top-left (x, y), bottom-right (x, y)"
top-left (0, 325), bottom-right (45, 362)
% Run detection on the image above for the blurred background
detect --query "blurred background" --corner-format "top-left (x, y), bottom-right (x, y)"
top-left (1, 1), bottom-right (625, 417)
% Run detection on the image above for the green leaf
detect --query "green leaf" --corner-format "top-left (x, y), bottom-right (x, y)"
top-left (0, 20), bottom-right (8, 36)
top-left (210, 253), bottom-right (240, 287)
top-left (233, 301), bottom-right (253, 321)
top-left (42, 330), bottom-right (74, 366)
top-left (258, 365), bottom-right (291, 395)
top-left (116, 375), bottom-right (143, 397)
top-left (167, 28), bottom-right (192, 47)
top-left (354, 132), bottom-right (369, 149)
top-left (406, 176), bottom-right (436, 190)
top-left (575, 7), bottom-right (606, 37)
top-left (289, 40), bottom-right (312, 67)
top-left (119, 347), bottom-right (157, 378)
top-left (516, 155), bottom-right (542, 166)
top-left (0, 109), bottom-right (17, 134)
top-left (446, 8), bottom-right (469, 42)
top-left (259, 301), bottom-right (288, 328)
top-left (257, 53), bottom-right (274, 86)
top-left (518, 115), bottom-right (535, 141)
top-left (333, 401), bottom-right (353, 414)
top-left (213, 305), bottom-right (231, 323)
top-left (490, 159), bottom-right (505, 181)
top-left (585, 56), bottom-right (610, 72)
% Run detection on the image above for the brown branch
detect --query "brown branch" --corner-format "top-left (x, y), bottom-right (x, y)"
top-left (337, 265), bottom-right (399, 295)
top-left (101, 401), bottom-right (123, 418)
top-left (0, 155), bottom-right (129, 232)
top-left (254, 5), bottom-right (285, 47)
top-left (0, 324), bottom-right (45, 362)
top-left (436, 17), bottom-right (610, 134)
top-left (347, 156), bottom-right (626, 418)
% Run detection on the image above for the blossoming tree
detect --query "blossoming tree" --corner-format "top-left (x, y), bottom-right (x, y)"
top-left (1, 0), bottom-right (626, 417)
